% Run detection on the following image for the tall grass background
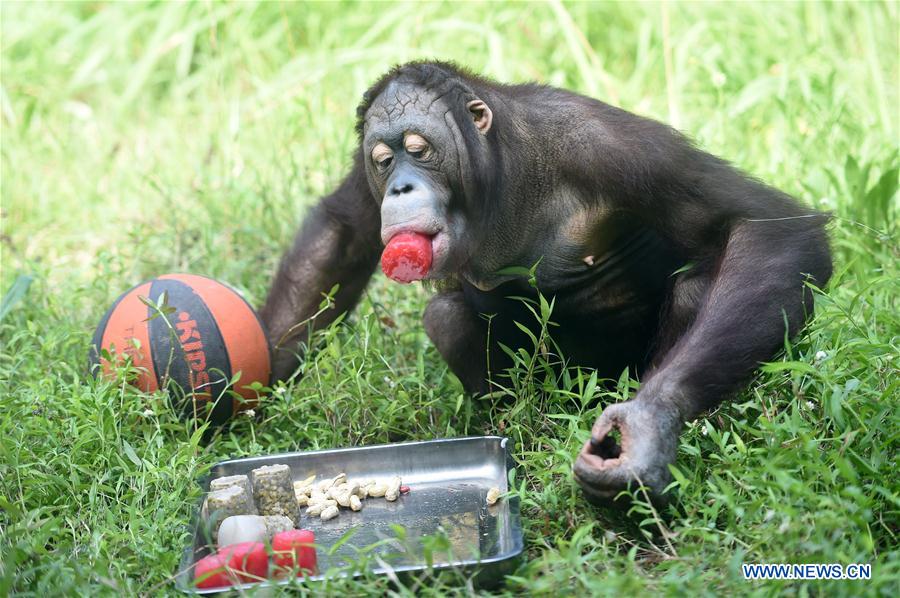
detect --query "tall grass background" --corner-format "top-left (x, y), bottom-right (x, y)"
top-left (1, 1), bottom-right (897, 595)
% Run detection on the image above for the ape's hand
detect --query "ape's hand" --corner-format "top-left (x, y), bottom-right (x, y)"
top-left (573, 397), bottom-right (683, 503)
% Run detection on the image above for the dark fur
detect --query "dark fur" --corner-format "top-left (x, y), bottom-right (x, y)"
top-left (262, 62), bottom-right (832, 503)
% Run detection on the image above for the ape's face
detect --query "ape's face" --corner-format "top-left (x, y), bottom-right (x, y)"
top-left (362, 80), bottom-right (493, 286)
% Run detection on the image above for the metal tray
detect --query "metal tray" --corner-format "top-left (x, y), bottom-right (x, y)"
top-left (175, 436), bottom-right (523, 593)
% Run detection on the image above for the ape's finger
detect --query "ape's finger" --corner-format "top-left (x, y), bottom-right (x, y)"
top-left (574, 448), bottom-right (632, 488)
top-left (590, 405), bottom-right (623, 440)
top-left (578, 482), bottom-right (622, 505)
top-left (590, 419), bottom-right (613, 441)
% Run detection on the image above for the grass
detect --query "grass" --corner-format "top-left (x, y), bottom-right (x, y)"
top-left (1, 1), bottom-right (898, 595)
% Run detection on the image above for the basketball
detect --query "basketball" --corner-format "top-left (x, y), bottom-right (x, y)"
top-left (90, 274), bottom-right (271, 425)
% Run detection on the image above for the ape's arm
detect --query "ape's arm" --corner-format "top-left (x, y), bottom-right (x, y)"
top-left (574, 120), bottom-right (832, 499)
top-left (260, 153), bottom-right (382, 381)
top-left (636, 151), bottom-right (833, 419)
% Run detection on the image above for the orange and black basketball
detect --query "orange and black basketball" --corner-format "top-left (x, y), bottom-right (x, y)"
top-left (90, 274), bottom-right (271, 425)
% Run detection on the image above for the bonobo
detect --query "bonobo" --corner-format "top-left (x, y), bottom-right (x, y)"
top-left (261, 62), bottom-right (832, 503)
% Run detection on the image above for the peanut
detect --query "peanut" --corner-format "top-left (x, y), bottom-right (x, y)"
top-left (306, 500), bottom-right (335, 517)
top-left (294, 475), bottom-right (316, 491)
top-left (307, 496), bottom-right (335, 507)
top-left (335, 491), bottom-right (352, 508)
top-left (367, 483), bottom-right (387, 498)
top-left (320, 505), bottom-right (339, 521)
top-left (385, 476), bottom-right (402, 502)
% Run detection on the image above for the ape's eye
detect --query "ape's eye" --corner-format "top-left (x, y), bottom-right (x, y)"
top-left (404, 133), bottom-right (431, 159)
top-left (372, 143), bottom-right (394, 171)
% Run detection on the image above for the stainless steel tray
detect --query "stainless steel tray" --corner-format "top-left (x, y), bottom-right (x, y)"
top-left (176, 436), bottom-right (523, 593)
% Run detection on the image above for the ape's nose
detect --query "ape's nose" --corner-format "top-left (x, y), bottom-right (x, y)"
top-left (389, 180), bottom-right (415, 196)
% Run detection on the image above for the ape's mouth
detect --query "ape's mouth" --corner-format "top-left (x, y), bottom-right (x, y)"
top-left (427, 231), bottom-right (451, 277)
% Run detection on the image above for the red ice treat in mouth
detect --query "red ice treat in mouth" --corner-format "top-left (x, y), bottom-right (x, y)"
top-left (381, 232), bottom-right (433, 283)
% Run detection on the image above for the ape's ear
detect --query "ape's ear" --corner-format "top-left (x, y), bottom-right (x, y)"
top-left (466, 99), bottom-right (492, 135)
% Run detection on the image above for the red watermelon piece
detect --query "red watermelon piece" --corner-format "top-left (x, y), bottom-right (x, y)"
top-left (193, 541), bottom-right (269, 589)
top-left (220, 541), bottom-right (268, 583)
top-left (272, 529), bottom-right (317, 575)
top-left (194, 552), bottom-right (231, 589)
